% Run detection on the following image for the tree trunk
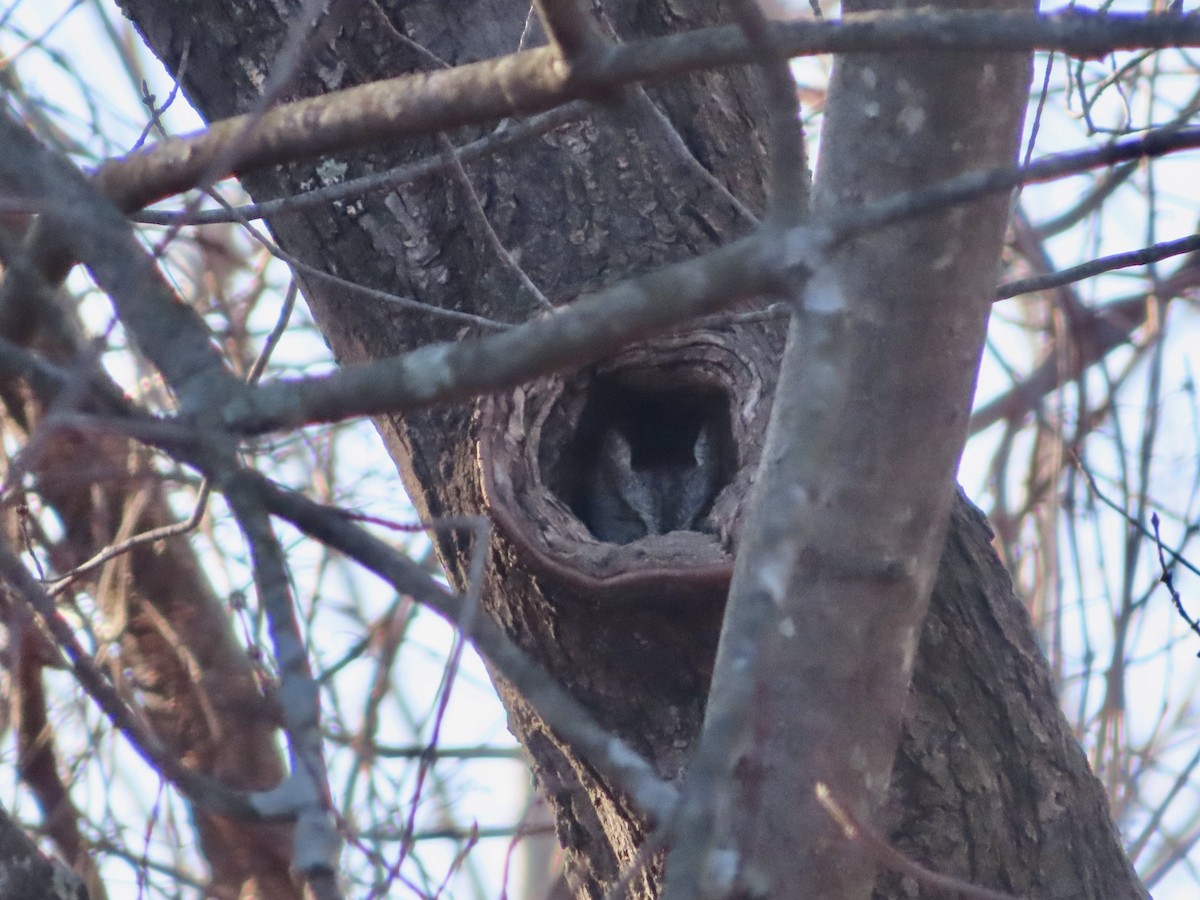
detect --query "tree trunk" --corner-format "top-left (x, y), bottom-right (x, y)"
top-left (115, 0), bottom-right (1147, 896)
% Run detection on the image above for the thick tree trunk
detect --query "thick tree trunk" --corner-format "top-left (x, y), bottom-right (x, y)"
top-left (115, 1), bottom-right (1146, 896)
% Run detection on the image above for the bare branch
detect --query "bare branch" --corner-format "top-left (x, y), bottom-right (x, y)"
top-left (0, 538), bottom-right (262, 819)
top-left (246, 470), bottom-right (681, 824)
top-left (132, 103), bottom-right (591, 227)
top-left (220, 124), bottom-right (1200, 436)
top-left (221, 484), bottom-right (343, 895)
top-left (996, 233), bottom-right (1200, 300)
top-left (92, 10), bottom-right (1200, 213)
top-left (220, 229), bottom-right (786, 433)
top-left (0, 112), bottom-right (243, 415)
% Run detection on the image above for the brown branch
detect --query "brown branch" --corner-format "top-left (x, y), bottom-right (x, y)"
top-left (93, 45), bottom-right (572, 213)
top-left (973, 248), bottom-right (1200, 434)
top-left (91, 9), bottom-right (1200, 213)
top-left (146, 0), bottom-right (358, 253)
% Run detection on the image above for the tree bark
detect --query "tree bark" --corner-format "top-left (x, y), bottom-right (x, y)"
top-left (114, 1), bottom-right (1147, 897)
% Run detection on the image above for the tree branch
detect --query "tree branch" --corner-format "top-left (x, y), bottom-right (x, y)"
top-left (91, 9), bottom-right (1200, 213)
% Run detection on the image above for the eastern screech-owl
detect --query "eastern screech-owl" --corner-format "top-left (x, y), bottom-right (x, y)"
top-left (582, 421), bottom-right (719, 544)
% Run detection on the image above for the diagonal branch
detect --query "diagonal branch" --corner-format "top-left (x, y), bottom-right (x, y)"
top-left (218, 125), bottom-right (1200, 437)
top-left (247, 470), bottom-right (681, 825)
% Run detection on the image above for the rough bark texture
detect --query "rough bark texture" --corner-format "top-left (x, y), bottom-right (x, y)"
top-left (113, 1), bottom-right (1146, 897)
top-left (889, 497), bottom-right (1142, 899)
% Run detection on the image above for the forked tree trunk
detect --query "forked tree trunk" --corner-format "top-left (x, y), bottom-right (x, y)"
top-left (115, 1), bottom-right (1146, 896)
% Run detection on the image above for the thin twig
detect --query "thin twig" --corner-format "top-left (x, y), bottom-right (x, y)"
top-left (437, 133), bottom-right (553, 311)
top-left (816, 783), bottom-right (1024, 900)
top-left (0, 539), bottom-right (261, 818)
top-left (131, 103), bottom-right (590, 227)
top-left (1075, 456), bottom-right (1200, 580)
top-left (1150, 512), bottom-right (1200, 650)
top-left (249, 471), bottom-right (680, 823)
top-left (997, 232), bottom-right (1200, 300)
top-left (46, 482), bottom-right (211, 596)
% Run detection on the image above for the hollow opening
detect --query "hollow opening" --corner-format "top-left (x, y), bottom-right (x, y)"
top-left (554, 377), bottom-right (737, 544)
